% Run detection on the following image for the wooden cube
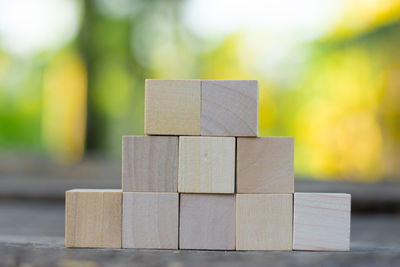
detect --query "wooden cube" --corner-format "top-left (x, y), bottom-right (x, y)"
top-left (122, 192), bottom-right (179, 249)
top-left (179, 194), bottom-right (235, 250)
top-left (145, 79), bottom-right (201, 135)
top-left (178, 136), bottom-right (235, 193)
top-left (293, 193), bottom-right (351, 251)
top-left (122, 136), bottom-right (178, 192)
top-left (237, 137), bottom-right (294, 193)
top-left (236, 194), bottom-right (293, 251)
top-left (65, 189), bottom-right (122, 248)
top-left (201, 80), bottom-right (258, 136)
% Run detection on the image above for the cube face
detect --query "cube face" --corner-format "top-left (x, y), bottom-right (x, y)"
top-left (293, 193), bottom-right (351, 251)
top-left (236, 194), bottom-right (293, 251)
top-left (178, 136), bottom-right (235, 193)
top-left (122, 192), bottom-right (179, 249)
top-left (65, 189), bottom-right (122, 248)
top-left (201, 80), bottom-right (258, 137)
top-left (122, 136), bottom-right (178, 192)
top-left (237, 137), bottom-right (294, 193)
top-left (179, 194), bottom-right (235, 250)
top-left (145, 79), bottom-right (201, 135)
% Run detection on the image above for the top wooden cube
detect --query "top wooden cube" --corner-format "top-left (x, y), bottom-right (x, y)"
top-left (201, 80), bottom-right (258, 136)
top-left (145, 79), bottom-right (258, 137)
top-left (145, 80), bottom-right (201, 136)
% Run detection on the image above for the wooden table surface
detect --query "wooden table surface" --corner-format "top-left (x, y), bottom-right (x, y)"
top-left (0, 157), bottom-right (399, 266)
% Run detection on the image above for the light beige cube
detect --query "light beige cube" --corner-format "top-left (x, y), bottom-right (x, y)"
top-left (236, 194), bottom-right (293, 251)
top-left (122, 192), bottom-right (179, 249)
top-left (293, 193), bottom-right (351, 251)
top-left (237, 137), bottom-right (294, 193)
top-left (145, 79), bottom-right (201, 135)
top-left (201, 80), bottom-right (258, 136)
top-left (179, 194), bottom-right (235, 250)
top-left (65, 189), bottom-right (122, 248)
top-left (122, 136), bottom-right (178, 192)
top-left (178, 136), bottom-right (235, 193)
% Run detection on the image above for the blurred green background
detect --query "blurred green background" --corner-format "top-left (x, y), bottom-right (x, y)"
top-left (0, 0), bottom-right (399, 182)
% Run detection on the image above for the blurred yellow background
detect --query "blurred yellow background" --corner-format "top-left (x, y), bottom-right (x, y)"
top-left (0, 0), bottom-right (399, 182)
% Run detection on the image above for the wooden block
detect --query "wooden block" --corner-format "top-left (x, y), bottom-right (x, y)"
top-left (237, 137), bottom-right (294, 193)
top-left (179, 194), bottom-right (235, 250)
top-left (122, 192), bottom-right (179, 249)
top-left (122, 136), bottom-right (178, 192)
top-left (65, 189), bottom-right (122, 248)
top-left (201, 80), bottom-right (258, 136)
top-left (293, 193), bottom-right (351, 251)
top-left (178, 136), bottom-right (235, 193)
top-left (236, 194), bottom-right (293, 251)
top-left (145, 79), bottom-right (201, 135)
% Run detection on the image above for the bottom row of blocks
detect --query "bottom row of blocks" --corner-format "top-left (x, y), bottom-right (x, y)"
top-left (66, 190), bottom-right (351, 251)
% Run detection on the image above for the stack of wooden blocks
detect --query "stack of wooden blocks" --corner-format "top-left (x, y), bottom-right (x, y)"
top-left (66, 80), bottom-right (351, 251)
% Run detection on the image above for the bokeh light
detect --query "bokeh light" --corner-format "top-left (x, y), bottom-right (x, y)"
top-left (0, 0), bottom-right (399, 181)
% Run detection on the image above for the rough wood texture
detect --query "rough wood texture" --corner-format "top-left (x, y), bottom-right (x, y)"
top-left (122, 136), bottom-right (178, 192)
top-left (65, 189), bottom-right (122, 248)
top-left (179, 194), bottom-right (235, 250)
top-left (145, 79), bottom-right (201, 135)
top-left (293, 193), bottom-right (351, 251)
top-left (237, 137), bottom-right (294, 193)
top-left (236, 194), bottom-right (293, 251)
top-left (201, 80), bottom-right (258, 136)
top-left (122, 192), bottom-right (178, 249)
top-left (178, 137), bottom-right (235, 193)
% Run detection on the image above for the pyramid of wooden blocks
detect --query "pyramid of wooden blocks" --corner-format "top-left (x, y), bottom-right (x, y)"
top-left (65, 79), bottom-right (351, 252)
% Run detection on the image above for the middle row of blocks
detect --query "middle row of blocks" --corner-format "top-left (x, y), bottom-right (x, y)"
top-left (122, 136), bottom-right (294, 194)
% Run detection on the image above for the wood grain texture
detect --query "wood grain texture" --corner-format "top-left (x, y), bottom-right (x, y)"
top-left (122, 192), bottom-right (179, 249)
top-left (145, 79), bottom-right (201, 135)
top-left (122, 136), bottom-right (178, 192)
top-left (201, 80), bottom-right (258, 136)
top-left (65, 189), bottom-right (122, 248)
top-left (237, 137), bottom-right (294, 193)
top-left (178, 136), bottom-right (235, 193)
top-left (179, 194), bottom-right (235, 250)
top-left (236, 194), bottom-right (293, 251)
top-left (293, 193), bottom-right (351, 251)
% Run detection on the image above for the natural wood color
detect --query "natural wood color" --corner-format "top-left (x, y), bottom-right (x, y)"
top-left (65, 189), bottom-right (122, 248)
top-left (145, 79), bottom-right (201, 135)
top-left (237, 137), bottom-right (294, 193)
top-left (178, 136), bottom-right (235, 193)
top-left (201, 80), bottom-right (258, 136)
top-left (293, 193), bottom-right (351, 251)
top-left (179, 194), bottom-right (235, 250)
top-left (122, 136), bottom-right (178, 192)
top-left (236, 194), bottom-right (293, 251)
top-left (122, 192), bottom-right (179, 249)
